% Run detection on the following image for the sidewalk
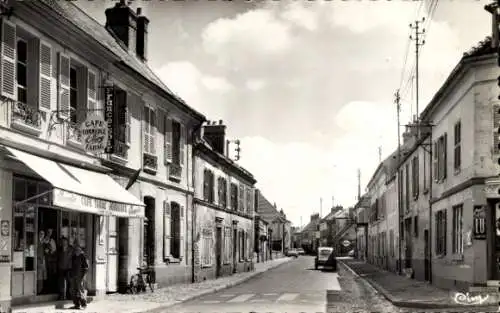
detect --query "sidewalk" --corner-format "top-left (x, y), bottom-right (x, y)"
top-left (339, 258), bottom-right (499, 309)
top-left (13, 257), bottom-right (292, 313)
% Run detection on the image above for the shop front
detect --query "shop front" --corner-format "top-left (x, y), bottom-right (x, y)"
top-left (0, 146), bottom-right (144, 309)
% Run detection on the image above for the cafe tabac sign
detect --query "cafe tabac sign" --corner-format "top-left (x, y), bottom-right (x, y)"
top-left (80, 114), bottom-right (109, 153)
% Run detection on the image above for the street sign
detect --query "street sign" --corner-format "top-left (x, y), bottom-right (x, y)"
top-left (342, 240), bottom-right (351, 247)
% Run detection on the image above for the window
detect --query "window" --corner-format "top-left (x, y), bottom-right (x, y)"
top-left (239, 230), bottom-right (245, 261)
top-left (246, 188), bottom-right (252, 214)
top-left (414, 216), bottom-right (418, 237)
top-left (452, 205), bottom-right (463, 255)
top-left (201, 228), bottom-right (213, 267)
top-left (16, 38), bottom-right (27, 105)
top-left (170, 202), bottom-right (181, 259)
top-left (434, 134), bottom-right (448, 181)
top-left (411, 156), bottom-right (419, 198)
top-left (218, 177), bottom-right (227, 207)
top-left (454, 121), bottom-right (461, 172)
top-left (239, 185), bottom-right (245, 212)
top-left (230, 183), bottom-right (238, 211)
top-left (69, 66), bottom-right (77, 123)
top-left (165, 119), bottom-right (184, 166)
top-left (143, 105), bottom-right (156, 155)
top-left (435, 210), bottom-right (447, 255)
top-left (223, 227), bottom-right (231, 264)
top-left (113, 88), bottom-right (129, 155)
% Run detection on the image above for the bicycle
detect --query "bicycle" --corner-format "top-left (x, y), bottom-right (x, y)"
top-left (127, 266), bottom-right (155, 294)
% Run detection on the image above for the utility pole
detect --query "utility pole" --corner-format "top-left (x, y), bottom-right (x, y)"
top-left (410, 18), bottom-right (425, 126)
top-left (395, 89), bottom-right (403, 275)
top-left (320, 197), bottom-right (323, 218)
top-left (357, 169), bottom-right (361, 200)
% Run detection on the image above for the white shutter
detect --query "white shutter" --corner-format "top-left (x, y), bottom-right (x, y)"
top-left (87, 70), bottom-right (97, 111)
top-left (180, 205), bottom-right (184, 261)
top-left (143, 106), bottom-right (150, 153)
top-left (150, 109), bottom-right (156, 155)
top-left (39, 41), bottom-right (51, 111)
top-left (57, 52), bottom-right (70, 119)
top-left (164, 116), bottom-right (172, 163)
top-left (1, 20), bottom-right (16, 100)
top-left (163, 201), bottom-right (170, 260)
top-left (27, 38), bottom-right (40, 109)
top-left (180, 124), bottom-right (185, 166)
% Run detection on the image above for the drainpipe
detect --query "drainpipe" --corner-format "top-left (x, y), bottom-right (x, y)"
top-left (191, 121), bottom-right (204, 283)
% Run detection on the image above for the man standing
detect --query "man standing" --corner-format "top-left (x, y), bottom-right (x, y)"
top-left (57, 237), bottom-right (73, 300)
top-left (70, 245), bottom-right (89, 310)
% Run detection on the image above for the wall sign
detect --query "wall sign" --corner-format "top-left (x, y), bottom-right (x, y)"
top-left (80, 114), bottom-right (108, 153)
top-left (0, 220), bottom-right (9, 237)
top-left (104, 86), bottom-right (115, 154)
top-left (473, 205), bottom-right (486, 240)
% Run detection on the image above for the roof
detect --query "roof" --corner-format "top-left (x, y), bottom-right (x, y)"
top-left (32, 0), bottom-right (205, 121)
top-left (256, 191), bottom-right (289, 223)
top-left (354, 194), bottom-right (371, 209)
top-left (421, 36), bottom-right (495, 122)
top-left (321, 206), bottom-right (344, 221)
top-left (196, 139), bottom-right (257, 185)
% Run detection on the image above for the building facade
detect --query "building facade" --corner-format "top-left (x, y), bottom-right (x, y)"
top-left (299, 213), bottom-right (321, 254)
top-left (192, 121), bottom-right (256, 282)
top-left (0, 1), bottom-right (207, 310)
top-left (255, 191), bottom-right (290, 256)
top-left (354, 195), bottom-right (370, 261)
top-left (254, 214), bottom-right (270, 262)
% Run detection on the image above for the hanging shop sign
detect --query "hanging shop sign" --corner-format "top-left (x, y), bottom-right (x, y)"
top-left (342, 240), bottom-right (351, 247)
top-left (80, 114), bottom-right (108, 153)
top-left (104, 86), bottom-right (115, 154)
top-left (473, 205), bottom-right (486, 240)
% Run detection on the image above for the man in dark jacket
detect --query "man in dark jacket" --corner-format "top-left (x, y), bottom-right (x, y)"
top-left (57, 237), bottom-right (73, 300)
top-left (70, 245), bottom-right (89, 309)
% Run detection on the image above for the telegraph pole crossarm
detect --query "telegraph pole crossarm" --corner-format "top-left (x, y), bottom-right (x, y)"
top-left (410, 17), bottom-right (426, 125)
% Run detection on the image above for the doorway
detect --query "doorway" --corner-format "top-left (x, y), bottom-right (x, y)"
top-left (404, 218), bottom-right (412, 268)
top-left (233, 228), bottom-right (237, 273)
top-left (143, 197), bottom-right (155, 266)
top-left (424, 229), bottom-right (430, 281)
top-left (215, 227), bottom-right (222, 278)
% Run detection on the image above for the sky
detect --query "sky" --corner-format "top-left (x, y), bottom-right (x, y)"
top-left (77, 0), bottom-right (491, 227)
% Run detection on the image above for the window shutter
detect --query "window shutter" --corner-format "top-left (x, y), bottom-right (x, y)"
top-left (39, 41), bottom-right (52, 111)
top-left (443, 133), bottom-right (447, 179)
top-left (180, 125), bottom-right (185, 166)
top-left (76, 66), bottom-right (88, 122)
top-left (433, 142), bottom-right (438, 182)
top-left (443, 210), bottom-right (447, 255)
top-left (87, 70), bottom-right (97, 111)
top-left (164, 116), bottom-right (173, 163)
top-left (1, 20), bottom-right (16, 100)
top-left (27, 38), bottom-right (40, 109)
top-left (57, 53), bottom-right (70, 119)
top-left (143, 106), bottom-right (150, 153)
top-left (150, 109), bottom-right (156, 155)
top-left (163, 201), bottom-right (171, 260)
top-left (180, 205), bottom-right (184, 261)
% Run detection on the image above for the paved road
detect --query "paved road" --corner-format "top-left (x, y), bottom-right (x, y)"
top-left (161, 255), bottom-right (398, 313)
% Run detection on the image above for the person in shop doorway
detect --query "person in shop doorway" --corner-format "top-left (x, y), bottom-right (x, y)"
top-left (57, 237), bottom-right (73, 300)
top-left (37, 230), bottom-right (47, 293)
top-left (70, 245), bottom-right (89, 310)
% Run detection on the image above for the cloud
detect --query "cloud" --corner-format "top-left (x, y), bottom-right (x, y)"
top-left (245, 79), bottom-right (266, 91)
top-left (201, 75), bottom-right (234, 93)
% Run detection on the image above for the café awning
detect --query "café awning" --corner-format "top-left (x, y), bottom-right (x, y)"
top-left (6, 146), bottom-right (144, 218)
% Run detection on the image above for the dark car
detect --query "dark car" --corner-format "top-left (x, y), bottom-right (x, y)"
top-left (314, 247), bottom-right (337, 271)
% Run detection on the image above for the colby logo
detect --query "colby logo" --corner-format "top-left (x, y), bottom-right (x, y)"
top-left (453, 292), bottom-right (489, 305)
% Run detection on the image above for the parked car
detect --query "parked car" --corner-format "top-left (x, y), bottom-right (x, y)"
top-left (297, 248), bottom-right (305, 255)
top-left (287, 249), bottom-right (299, 258)
top-left (314, 247), bottom-right (337, 271)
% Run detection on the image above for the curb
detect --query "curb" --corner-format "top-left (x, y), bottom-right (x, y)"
top-left (143, 257), bottom-right (293, 313)
top-left (339, 261), bottom-right (496, 310)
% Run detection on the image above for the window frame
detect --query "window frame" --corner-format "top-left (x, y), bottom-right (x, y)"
top-left (452, 204), bottom-right (464, 256)
top-left (15, 37), bottom-right (28, 106)
top-left (143, 105), bottom-right (156, 155)
top-left (454, 121), bottom-right (461, 173)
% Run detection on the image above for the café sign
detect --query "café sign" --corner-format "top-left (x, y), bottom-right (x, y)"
top-left (80, 114), bottom-right (108, 153)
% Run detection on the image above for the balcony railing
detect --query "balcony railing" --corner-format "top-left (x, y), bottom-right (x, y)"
top-left (67, 122), bottom-right (82, 143)
top-left (169, 163), bottom-right (182, 181)
top-left (143, 153), bottom-right (158, 173)
top-left (11, 101), bottom-right (43, 134)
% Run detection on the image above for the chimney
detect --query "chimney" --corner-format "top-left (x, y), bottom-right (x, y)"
top-left (105, 0), bottom-right (138, 54)
top-left (202, 120), bottom-right (226, 155)
top-left (485, 3), bottom-right (499, 48)
top-left (136, 7), bottom-right (149, 61)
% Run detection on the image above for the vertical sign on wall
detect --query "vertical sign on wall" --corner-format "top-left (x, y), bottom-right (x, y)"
top-left (473, 205), bottom-right (486, 240)
top-left (104, 86), bottom-right (115, 154)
